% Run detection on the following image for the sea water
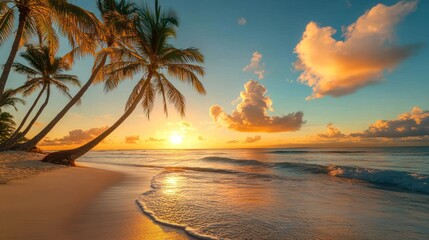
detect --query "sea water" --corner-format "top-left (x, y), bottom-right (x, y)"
top-left (80, 147), bottom-right (429, 240)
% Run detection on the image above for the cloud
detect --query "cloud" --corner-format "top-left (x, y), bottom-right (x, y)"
top-left (146, 137), bottom-right (166, 142)
top-left (243, 52), bottom-right (266, 79)
top-left (227, 140), bottom-right (239, 144)
top-left (41, 126), bottom-right (109, 146)
top-left (351, 107), bottom-right (429, 138)
top-left (238, 17), bottom-right (247, 25)
top-left (295, 1), bottom-right (419, 99)
top-left (210, 80), bottom-right (304, 132)
top-left (318, 123), bottom-right (346, 138)
top-left (167, 121), bottom-right (195, 134)
top-left (198, 136), bottom-right (205, 141)
top-left (125, 135), bottom-right (140, 144)
top-left (244, 135), bottom-right (261, 143)
top-left (346, 0), bottom-right (352, 8)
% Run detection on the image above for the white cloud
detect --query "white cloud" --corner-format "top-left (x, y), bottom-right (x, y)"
top-left (238, 17), bottom-right (247, 25)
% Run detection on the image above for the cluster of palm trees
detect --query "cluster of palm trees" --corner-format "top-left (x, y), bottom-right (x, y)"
top-left (0, 0), bottom-right (206, 166)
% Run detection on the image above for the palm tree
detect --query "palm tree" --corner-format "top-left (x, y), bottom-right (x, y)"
top-left (0, 44), bottom-right (80, 149)
top-left (42, 0), bottom-right (206, 166)
top-left (13, 0), bottom-right (139, 151)
top-left (0, 0), bottom-right (99, 98)
top-left (0, 89), bottom-right (24, 143)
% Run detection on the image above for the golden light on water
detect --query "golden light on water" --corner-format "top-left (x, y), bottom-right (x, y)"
top-left (163, 175), bottom-right (180, 195)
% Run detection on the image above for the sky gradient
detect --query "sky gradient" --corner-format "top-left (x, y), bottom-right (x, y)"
top-left (2, 0), bottom-right (429, 150)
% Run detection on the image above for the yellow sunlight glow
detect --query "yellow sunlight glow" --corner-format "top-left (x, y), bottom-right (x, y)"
top-left (169, 133), bottom-right (183, 145)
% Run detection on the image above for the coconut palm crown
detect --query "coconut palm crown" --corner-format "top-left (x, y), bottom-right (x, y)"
top-left (1, 44), bottom-right (80, 148)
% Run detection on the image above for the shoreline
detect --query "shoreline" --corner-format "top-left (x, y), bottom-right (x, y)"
top-left (0, 151), bottom-right (194, 240)
top-left (71, 161), bottom-right (196, 240)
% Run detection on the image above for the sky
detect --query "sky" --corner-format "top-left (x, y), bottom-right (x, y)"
top-left (1, 0), bottom-right (429, 150)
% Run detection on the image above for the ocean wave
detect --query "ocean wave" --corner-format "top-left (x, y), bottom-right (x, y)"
top-left (84, 156), bottom-right (429, 194)
top-left (268, 150), bottom-right (372, 154)
top-left (326, 166), bottom-right (429, 194)
top-left (201, 156), bottom-right (269, 166)
top-left (268, 149), bottom-right (429, 156)
top-left (201, 156), bottom-right (429, 194)
top-left (136, 198), bottom-right (218, 240)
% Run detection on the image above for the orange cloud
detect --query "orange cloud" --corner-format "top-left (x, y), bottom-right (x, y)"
top-left (318, 123), bottom-right (345, 138)
top-left (125, 135), bottom-right (140, 144)
top-left (295, 1), bottom-right (419, 99)
top-left (41, 126), bottom-right (109, 146)
top-left (352, 107), bottom-right (429, 138)
top-left (227, 140), bottom-right (239, 144)
top-left (243, 52), bottom-right (265, 79)
top-left (146, 137), bottom-right (166, 142)
top-left (210, 80), bottom-right (304, 132)
top-left (244, 135), bottom-right (261, 143)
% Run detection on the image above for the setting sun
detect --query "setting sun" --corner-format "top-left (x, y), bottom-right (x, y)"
top-left (169, 133), bottom-right (183, 145)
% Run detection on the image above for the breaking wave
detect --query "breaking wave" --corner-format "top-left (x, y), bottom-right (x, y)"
top-left (201, 157), bottom-right (429, 194)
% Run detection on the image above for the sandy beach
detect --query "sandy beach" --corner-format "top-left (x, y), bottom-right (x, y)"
top-left (0, 151), bottom-right (193, 240)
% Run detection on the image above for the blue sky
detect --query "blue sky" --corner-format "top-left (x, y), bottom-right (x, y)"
top-left (2, 0), bottom-right (429, 149)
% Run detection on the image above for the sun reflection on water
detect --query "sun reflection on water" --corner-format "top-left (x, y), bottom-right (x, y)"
top-left (163, 175), bottom-right (180, 195)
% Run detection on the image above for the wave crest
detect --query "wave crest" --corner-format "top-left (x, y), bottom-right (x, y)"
top-left (201, 156), bottom-right (429, 194)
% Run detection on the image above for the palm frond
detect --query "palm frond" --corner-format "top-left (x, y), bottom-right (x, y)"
top-left (12, 62), bottom-right (39, 76)
top-left (159, 74), bottom-right (186, 117)
top-left (0, 112), bottom-right (16, 143)
top-left (0, 7), bottom-right (14, 45)
top-left (167, 64), bottom-right (206, 94)
top-left (33, 13), bottom-right (59, 53)
top-left (124, 75), bottom-right (150, 113)
top-left (54, 74), bottom-right (81, 87)
top-left (103, 61), bottom-right (143, 90)
top-left (0, 89), bottom-right (25, 111)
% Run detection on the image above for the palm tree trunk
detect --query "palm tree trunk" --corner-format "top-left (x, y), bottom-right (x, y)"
top-left (12, 56), bottom-right (108, 151)
top-left (42, 73), bottom-right (151, 166)
top-left (5, 86), bottom-right (46, 144)
top-left (3, 86), bottom-right (50, 150)
top-left (0, 11), bottom-right (28, 98)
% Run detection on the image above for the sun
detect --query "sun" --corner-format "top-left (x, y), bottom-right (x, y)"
top-left (169, 133), bottom-right (183, 145)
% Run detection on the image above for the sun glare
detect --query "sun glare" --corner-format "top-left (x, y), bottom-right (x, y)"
top-left (169, 134), bottom-right (183, 145)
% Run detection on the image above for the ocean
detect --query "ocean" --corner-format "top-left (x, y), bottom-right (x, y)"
top-left (80, 147), bottom-right (429, 240)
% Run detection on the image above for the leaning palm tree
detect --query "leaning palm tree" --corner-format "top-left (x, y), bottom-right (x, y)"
top-left (42, 0), bottom-right (206, 166)
top-left (13, 0), bottom-right (139, 152)
top-left (1, 44), bottom-right (80, 149)
top-left (0, 89), bottom-right (24, 143)
top-left (0, 0), bottom-right (99, 98)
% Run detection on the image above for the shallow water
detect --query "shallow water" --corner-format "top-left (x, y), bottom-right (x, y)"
top-left (81, 147), bottom-right (429, 240)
